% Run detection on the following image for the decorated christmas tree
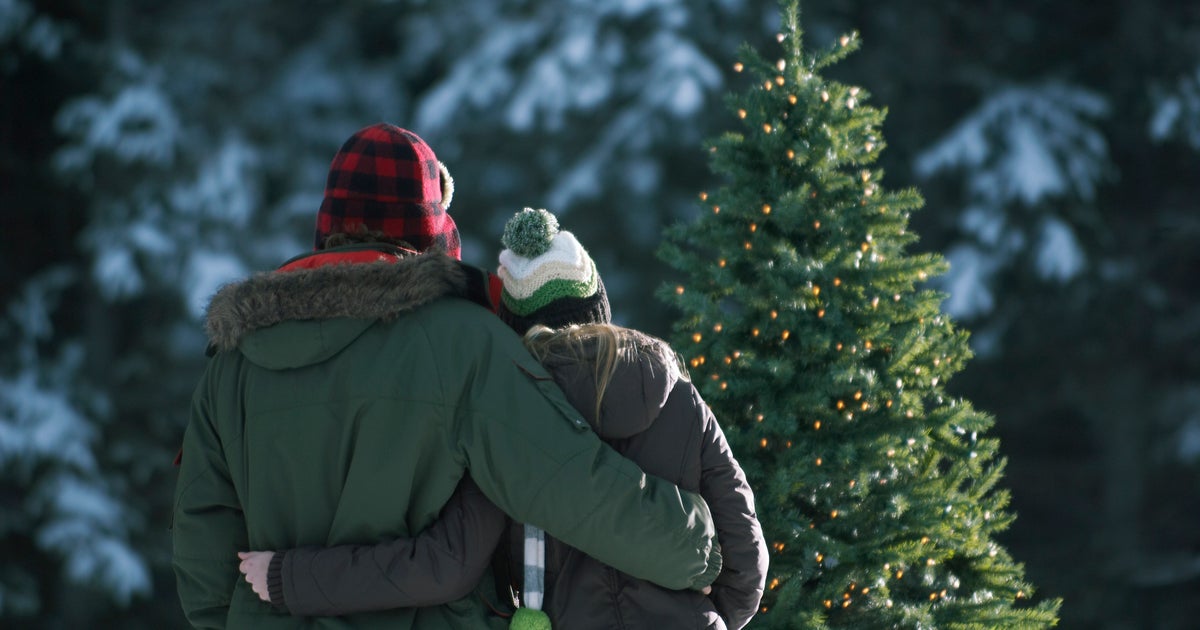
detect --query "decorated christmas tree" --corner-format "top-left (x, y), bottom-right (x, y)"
top-left (658, 2), bottom-right (1061, 627)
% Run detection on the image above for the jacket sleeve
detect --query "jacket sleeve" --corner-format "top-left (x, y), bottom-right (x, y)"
top-left (266, 476), bottom-right (506, 616)
top-left (172, 364), bottom-right (247, 629)
top-left (439, 312), bottom-right (723, 592)
top-left (693, 386), bottom-right (769, 630)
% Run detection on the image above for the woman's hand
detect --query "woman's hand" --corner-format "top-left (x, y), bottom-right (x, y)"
top-left (237, 551), bottom-right (275, 603)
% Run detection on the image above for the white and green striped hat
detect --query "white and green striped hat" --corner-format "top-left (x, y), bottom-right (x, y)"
top-left (496, 208), bottom-right (611, 334)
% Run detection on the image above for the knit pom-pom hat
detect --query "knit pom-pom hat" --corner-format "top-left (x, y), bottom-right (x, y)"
top-left (497, 208), bottom-right (611, 335)
top-left (314, 123), bottom-right (460, 258)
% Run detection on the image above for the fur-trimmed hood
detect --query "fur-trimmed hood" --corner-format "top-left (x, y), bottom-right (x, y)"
top-left (204, 250), bottom-right (467, 353)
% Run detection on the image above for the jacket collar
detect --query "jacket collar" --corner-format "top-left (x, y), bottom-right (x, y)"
top-left (203, 247), bottom-right (468, 353)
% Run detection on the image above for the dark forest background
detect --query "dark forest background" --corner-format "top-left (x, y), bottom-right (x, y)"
top-left (2, 1), bottom-right (1198, 628)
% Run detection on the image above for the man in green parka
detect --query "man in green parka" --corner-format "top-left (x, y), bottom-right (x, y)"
top-left (171, 124), bottom-right (722, 629)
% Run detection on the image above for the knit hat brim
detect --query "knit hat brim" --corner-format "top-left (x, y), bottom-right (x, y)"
top-left (497, 274), bottom-right (611, 335)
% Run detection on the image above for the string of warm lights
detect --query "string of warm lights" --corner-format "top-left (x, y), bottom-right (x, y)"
top-left (660, 3), bottom-right (1053, 623)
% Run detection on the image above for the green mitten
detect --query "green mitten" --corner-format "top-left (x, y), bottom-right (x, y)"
top-left (510, 607), bottom-right (552, 630)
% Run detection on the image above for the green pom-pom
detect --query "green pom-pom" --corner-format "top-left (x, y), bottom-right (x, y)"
top-left (502, 208), bottom-right (559, 258)
top-left (510, 607), bottom-right (552, 630)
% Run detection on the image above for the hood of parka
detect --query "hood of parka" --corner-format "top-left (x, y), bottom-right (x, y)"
top-left (203, 249), bottom-right (466, 369)
top-left (540, 332), bottom-right (682, 440)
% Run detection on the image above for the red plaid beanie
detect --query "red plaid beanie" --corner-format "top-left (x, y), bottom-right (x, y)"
top-left (314, 123), bottom-right (460, 259)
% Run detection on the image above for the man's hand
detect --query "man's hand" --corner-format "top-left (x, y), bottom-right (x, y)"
top-left (237, 551), bottom-right (275, 603)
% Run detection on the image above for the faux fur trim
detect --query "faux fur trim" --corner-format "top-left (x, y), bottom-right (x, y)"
top-left (438, 160), bottom-right (454, 209)
top-left (204, 251), bottom-right (467, 352)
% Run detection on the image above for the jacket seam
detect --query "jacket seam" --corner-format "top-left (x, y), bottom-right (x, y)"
top-left (173, 432), bottom-right (242, 510)
top-left (608, 565), bottom-right (626, 628)
top-left (411, 310), bottom-right (457, 475)
top-left (411, 314), bottom-right (447, 411)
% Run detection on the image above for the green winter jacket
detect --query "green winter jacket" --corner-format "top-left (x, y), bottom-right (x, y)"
top-left (171, 248), bottom-right (721, 629)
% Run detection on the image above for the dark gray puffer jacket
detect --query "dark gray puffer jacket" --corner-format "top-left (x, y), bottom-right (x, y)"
top-left (525, 331), bottom-right (768, 630)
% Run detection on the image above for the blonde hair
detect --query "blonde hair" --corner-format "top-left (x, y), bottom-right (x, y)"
top-left (522, 323), bottom-right (689, 427)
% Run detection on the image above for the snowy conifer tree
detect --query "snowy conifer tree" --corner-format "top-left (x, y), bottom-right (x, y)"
top-left (659, 3), bottom-right (1060, 627)
top-left (912, 82), bottom-right (1109, 355)
top-left (0, 270), bottom-right (151, 619)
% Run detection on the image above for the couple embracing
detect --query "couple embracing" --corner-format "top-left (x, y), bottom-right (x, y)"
top-left (172, 124), bottom-right (768, 629)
